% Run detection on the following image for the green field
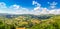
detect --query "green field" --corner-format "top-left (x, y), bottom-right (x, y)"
top-left (0, 14), bottom-right (60, 29)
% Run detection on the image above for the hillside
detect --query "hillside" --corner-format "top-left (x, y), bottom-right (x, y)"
top-left (0, 14), bottom-right (60, 29)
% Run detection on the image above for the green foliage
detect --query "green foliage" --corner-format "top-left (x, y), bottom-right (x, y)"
top-left (0, 14), bottom-right (60, 29)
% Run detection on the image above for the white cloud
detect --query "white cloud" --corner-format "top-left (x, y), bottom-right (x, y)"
top-left (32, 1), bottom-right (41, 7)
top-left (9, 4), bottom-right (20, 10)
top-left (48, 2), bottom-right (57, 8)
top-left (50, 2), bottom-right (57, 5)
top-left (41, 8), bottom-right (49, 14)
top-left (0, 2), bottom-right (7, 8)
top-left (49, 10), bottom-right (57, 14)
top-left (48, 9), bottom-right (60, 15)
top-left (0, 2), bottom-right (60, 15)
top-left (32, 1), bottom-right (41, 11)
top-left (34, 7), bottom-right (40, 11)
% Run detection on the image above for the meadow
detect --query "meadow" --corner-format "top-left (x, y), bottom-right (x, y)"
top-left (0, 14), bottom-right (60, 29)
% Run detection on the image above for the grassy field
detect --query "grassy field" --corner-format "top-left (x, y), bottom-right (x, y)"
top-left (0, 14), bottom-right (60, 29)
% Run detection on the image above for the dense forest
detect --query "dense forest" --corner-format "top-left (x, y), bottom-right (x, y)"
top-left (0, 14), bottom-right (60, 29)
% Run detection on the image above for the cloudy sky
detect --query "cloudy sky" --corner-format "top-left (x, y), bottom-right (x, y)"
top-left (0, 0), bottom-right (60, 15)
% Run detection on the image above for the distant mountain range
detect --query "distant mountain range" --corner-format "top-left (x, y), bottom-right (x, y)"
top-left (0, 13), bottom-right (54, 19)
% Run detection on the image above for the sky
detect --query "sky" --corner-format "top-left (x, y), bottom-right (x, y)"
top-left (0, 0), bottom-right (60, 15)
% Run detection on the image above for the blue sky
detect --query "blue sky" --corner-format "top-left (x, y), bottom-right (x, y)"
top-left (0, 0), bottom-right (60, 9)
top-left (0, 0), bottom-right (60, 15)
